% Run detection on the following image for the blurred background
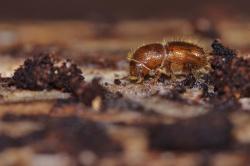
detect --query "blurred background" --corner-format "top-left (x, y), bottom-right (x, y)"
top-left (0, 0), bottom-right (249, 69)
top-left (0, 0), bottom-right (249, 21)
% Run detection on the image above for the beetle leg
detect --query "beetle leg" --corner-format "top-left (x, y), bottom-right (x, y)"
top-left (170, 73), bottom-right (177, 81)
top-left (150, 67), bottom-right (167, 84)
top-left (169, 64), bottom-right (177, 81)
top-left (136, 77), bottom-right (144, 83)
top-left (184, 63), bottom-right (193, 74)
top-left (151, 43), bottom-right (169, 84)
top-left (152, 70), bottom-right (162, 84)
top-left (136, 64), bottom-right (146, 83)
top-left (160, 43), bottom-right (168, 68)
top-left (192, 70), bottom-right (201, 80)
top-left (163, 60), bottom-right (176, 80)
top-left (186, 63), bottom-right (200, 79)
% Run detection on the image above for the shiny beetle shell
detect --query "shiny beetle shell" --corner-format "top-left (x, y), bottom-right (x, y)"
top-left (128, 41), bottom-right (210, 82)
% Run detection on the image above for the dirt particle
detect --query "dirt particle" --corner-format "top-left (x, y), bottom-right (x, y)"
top-left (72, 78), bottom-right (106, 107)
top-left (209, 40), bottom-right (250, 100)
top-left (211, 40), bottom-right (236, 62)
top-left (179, 74), bottom-right (197, 88)
top-left (160, 89), bottom-right (185, 102)
top-left (11, 52), bottom-right (84, 92)
top-left (114, 78), bottom-right (121, 85)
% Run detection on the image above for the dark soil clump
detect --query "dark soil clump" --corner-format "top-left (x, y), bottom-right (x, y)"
top-left (204, 40), bottom-right (250, 110)
top-left (71, 78), bottom-right (107, 107)
top-left (12, 52), bottom-right (84, 92)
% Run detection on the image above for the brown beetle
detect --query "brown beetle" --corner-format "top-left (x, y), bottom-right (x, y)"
top-left (128, 41), bottom-right (210, 82)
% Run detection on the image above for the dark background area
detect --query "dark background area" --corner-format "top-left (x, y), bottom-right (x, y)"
top-left (0, 0), bottom-right (248, 21)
